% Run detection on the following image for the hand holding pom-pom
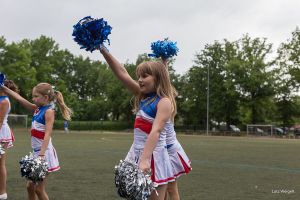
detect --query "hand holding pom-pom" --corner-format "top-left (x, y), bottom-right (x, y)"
top-left (114, 160), bottom-right (156, 200)
top-left (148, 38), bottom-right (179, 59)
top-left (72, 16), bottom-right (112, 52)
top-left (19, 153), bottom-right (49, 183)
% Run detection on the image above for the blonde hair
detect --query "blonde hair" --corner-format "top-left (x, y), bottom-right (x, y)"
top-left (34, 83), bottom-right (73, 121)
top-left (134, 61), bottom-right (177, 120)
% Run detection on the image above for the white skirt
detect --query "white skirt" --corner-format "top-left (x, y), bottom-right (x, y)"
top-left (126, 143), bottom-right (175, 186)
top-left (167, 140), bottom-right (192, 178)
top-left (0, 124), bottom-right (14, 148)
top-left (33, 146), bottom-right (60, 172)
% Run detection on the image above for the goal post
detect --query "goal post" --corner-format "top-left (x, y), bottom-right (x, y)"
top-left (8, 114), bottom-right (28, 129)
top-left (247, 124), bottom-right (274, 136)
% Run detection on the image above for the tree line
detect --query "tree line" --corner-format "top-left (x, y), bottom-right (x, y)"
top-left (0, 27), bottom-right (299, 130)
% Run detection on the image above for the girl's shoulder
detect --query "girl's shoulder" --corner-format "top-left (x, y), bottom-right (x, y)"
top-left (45, 108), bottom-right (55, 115)
top-left (158, 97), bottom-right (171, 103)
top-left (44, 109), bottom-right (55, 121)
top-left (0, 96), bottom-right (9, 106)
top-left (157, 97), bottom-right (172, 108)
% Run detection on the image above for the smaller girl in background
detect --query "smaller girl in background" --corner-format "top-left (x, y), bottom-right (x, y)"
top-left (2, 83), bottom-right (72, 200)
top-left (0, 80), bottom-right (18, 200)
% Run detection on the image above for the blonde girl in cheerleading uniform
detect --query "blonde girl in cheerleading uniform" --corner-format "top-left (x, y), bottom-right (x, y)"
top-left (0, 80), bottom-right (18, 200)
top-left (162, 60), bottom-right (192, 200)
top-left (2, 83), bottom-right (72, 200)
top-left (100, 46), bottom-right (176, 200)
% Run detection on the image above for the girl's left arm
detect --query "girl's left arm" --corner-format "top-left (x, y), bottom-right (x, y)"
top-left (139, 98), bottom-right (172, 172)
top-left (39, 109), bottom-right (55, 157)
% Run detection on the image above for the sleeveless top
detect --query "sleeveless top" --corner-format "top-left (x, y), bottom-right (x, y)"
top-left (133, 93), bottom-right (167, 148)
top-left (31, 104), bottom-right (54, 149)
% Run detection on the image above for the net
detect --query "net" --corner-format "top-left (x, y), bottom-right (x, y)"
top-left (7, 114), bottom-right (28, 129)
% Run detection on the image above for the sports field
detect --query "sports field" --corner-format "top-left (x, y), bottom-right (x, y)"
top-left (5, 129), bottom-right (300, 200)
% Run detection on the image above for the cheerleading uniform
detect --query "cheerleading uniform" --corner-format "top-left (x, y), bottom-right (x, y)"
top-left (166, 124), bottom-right (192, 178)
top-left (0, 96), bottom-right (14, 148)
top-left (31, 104), bottom-right (60, 172)
top-left (126, 93), bottom-right (175, 186)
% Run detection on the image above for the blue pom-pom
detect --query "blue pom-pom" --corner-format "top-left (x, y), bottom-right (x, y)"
top-left (72, 16), bottom-right (112, 52)
top-left (148, 38), bottom-right (179, 59)
top-left (0, 73), bottom-right (6, 86)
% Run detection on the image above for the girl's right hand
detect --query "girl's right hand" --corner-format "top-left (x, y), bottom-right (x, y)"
top-left (139, 158), bottom-right (151, 174)
top-left (99, 44), bottom-right (109, 54)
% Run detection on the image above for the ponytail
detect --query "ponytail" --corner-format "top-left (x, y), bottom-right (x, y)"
top-left (55, 91), bottom-right (73, 121)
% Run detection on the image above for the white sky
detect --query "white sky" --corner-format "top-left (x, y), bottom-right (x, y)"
top-left (1, 0), bottom-right (299, 74)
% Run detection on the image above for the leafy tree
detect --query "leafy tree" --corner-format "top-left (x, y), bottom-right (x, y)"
top-left (233, 35), bottom-right (275, 124)
top-left (191, 40), bottom-right (241, 130)
top-left (179, 67), bottom-right (207, 129)
top-left (0, 39), bottom-right (36, 114)
top-left (274, 27), bottom-right (300, 126)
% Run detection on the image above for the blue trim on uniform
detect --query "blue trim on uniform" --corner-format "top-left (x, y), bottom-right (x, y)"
top-left (32, 104), bottom-right (53, 125)
top-left (166, 144), bottom-right (174, 149)
top-left (140, 94), bottom-right (161, 118)
top-left (0, 96), bottom-right (8, 102)
top-left (33, 147), bottom-right (41, 152)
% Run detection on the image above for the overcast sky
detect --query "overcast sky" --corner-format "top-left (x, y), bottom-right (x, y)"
top-left (1, 0), bottom-right (299, 74)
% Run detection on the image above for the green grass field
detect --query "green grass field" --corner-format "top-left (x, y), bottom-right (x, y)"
top-left (5, 129), bottom-right (300, 200)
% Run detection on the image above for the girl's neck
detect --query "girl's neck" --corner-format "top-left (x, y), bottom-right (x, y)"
top-left (40, 103), bottom-right (51, 107)
top-left (145, 92), bottom-right (156, 97)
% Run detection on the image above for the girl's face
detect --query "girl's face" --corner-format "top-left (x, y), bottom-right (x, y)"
top-left (138, 73), bottom-right (155, 94)
top-left (32, 89), bottom-right (49, 106)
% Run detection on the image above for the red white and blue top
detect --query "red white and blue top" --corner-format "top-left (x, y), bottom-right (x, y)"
top-left (130, 93), bottom-right (175, 185)
top-left (31, 104), bottom-right (54, 149)
top-left (31, 104), bottom-right (60, 172)
top-left (127, 93), bottom-right (192, 181)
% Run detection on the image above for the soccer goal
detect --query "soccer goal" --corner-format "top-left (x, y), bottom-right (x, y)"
top-left (8, 114), bottom-right (28, 129)
top-left (246, 124), bottom-right (273, 136)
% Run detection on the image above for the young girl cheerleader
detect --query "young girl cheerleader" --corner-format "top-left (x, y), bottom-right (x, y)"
top-left (100, 46), bottom-right (176, 200)
top-left (0, 80), bottom-right (18, 200)
top-left (2, 83), bottom-right (72, 200)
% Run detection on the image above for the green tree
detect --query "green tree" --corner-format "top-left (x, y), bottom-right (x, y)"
top-left (191, 40), bottom-right (241, 130)
top-left (275, 27), bottom-right (300, 126)
top-left (0, 38), bottom-right (37, 114)
top-left (233, 35), bottom-right (275, 124)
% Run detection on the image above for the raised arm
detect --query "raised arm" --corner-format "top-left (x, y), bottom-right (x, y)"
top-left (100, 47), bottom-right (140, 95)
top-left (1, 86), bottom-right (37, 113)
top-left (161, 58), bottom-right (168, 68)
top-left (138, 98), bottom-right (172, 172)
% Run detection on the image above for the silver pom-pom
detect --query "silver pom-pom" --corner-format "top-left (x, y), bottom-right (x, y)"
top-left (114, 160), bottom-right (156, 200)
top-left (0, 143), bottom-right (5, 155)
top-left (19, 153), bottom-right (49, 183)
